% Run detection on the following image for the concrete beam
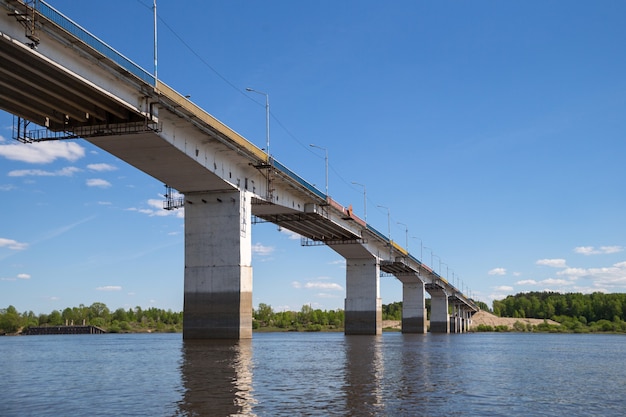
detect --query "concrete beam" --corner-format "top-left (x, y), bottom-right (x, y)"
top-left (345, 257), bottom-right (381, 335)
top-left (183, 190), bottom-right (252, 339)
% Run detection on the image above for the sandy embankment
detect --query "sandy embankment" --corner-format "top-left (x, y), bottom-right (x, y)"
top-left (382, 310), bottom-right (559, 331)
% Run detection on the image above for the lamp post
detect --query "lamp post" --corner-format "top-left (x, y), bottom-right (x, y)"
top-left (433, 254), bottom-right (441, 275)
top-left (397, 222), bottom-right (408, 251)
top-left (246, 88), bottom-right (270, 161)
top-left (377, 205), bottom-right (391, 243)
top-left (423, 246), bottom-right (434, 269)
top-left (411, 236), bottom-right (423, 262)
top-left (309, 144), bottom-right (328, 196)
top-left (351, 181), bottom-right (366, 222)
top-left (153, 0), bottom-right (158, 83)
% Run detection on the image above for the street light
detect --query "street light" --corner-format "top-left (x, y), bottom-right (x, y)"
top-left (351, 181), bottom-right (367, 222)
top-left (245, 88), bottom-right (270, 161)
top-left (423, 246), bottom-right (434, 268)
top-left (397, 222), bottom-right (408, 250)
top-left (411, 236), bottom-right (423, 262)
top-left (433, 254), bottom-right (441, 274)
top-left (309, 144), bottom-right (328, 196)
top-left (377, 205), bottom-right (391, 242)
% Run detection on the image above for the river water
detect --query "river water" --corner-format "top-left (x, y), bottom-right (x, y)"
top-left (1, 332), bottom-right (624, 416)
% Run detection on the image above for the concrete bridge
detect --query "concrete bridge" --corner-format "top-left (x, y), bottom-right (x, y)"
top-left (0, 0), bottom-right (478, 338)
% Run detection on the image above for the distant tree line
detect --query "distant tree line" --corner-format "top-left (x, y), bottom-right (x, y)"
top-left (253, 303), bottom-right (345, 331)
top-left (0, 303), bottom-right (182, 334)
top-left (492, 291), bottom-right (626, 333)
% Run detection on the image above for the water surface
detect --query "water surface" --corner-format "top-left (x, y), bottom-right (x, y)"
top-left (1, 332), bottom-right (624, 416)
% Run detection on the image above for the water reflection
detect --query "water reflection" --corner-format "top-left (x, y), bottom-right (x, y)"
top-left (176, 339), bottom-right (256, 417)
top-left (344, 335), bottom-right (385, 415)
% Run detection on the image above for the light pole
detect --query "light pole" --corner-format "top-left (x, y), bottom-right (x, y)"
top-left (411, 236), bottom-right (423, 262)
top-left (310, 144), bottom-right (328, 196)
top-left (351, 181), bottom-right (366, 222)
top-left (377, 205), bottom-right (391, 242)
top-left (433, 254), bottom-right (441, 274)
top-left (423, 246), bottom-right (434, 268)
top-left (153, 0), bottom-right (158, 83)
top-left (397, 222), bottom-right (408, 251)
top-left (246, 88), bottom-right (270, 161)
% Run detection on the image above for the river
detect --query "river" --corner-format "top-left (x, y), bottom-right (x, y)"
top-left (1, 332), bottom-right (624, 416)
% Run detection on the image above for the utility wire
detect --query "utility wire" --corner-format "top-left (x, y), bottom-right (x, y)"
top-left (133, 1), bottom-right (457, 283)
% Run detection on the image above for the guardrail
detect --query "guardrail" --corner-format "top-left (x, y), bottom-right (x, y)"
top-left (37, 1), bottom-right (155, 85)
top-left (272, 159), bottom-right (326, 201)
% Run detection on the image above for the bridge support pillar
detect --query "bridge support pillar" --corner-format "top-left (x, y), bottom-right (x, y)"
top-left (459, 307), bottom-right (467, 333)
top-left (450, 311), bottom-right (457, 333)
top-left (345, 258), bottom-right (381, 335)
top-left (429, 289), bottom-right (449, 333)
top-left (450, 305), bottom-right (461, 333)
top-left (401, 279), bottom-right (427, 334)
top-left (183, 190), bottom-right (252, 339)
top-left (465, 310), bottom-right (473, 331)
top-left (459, 310), bottom-right (465, 333)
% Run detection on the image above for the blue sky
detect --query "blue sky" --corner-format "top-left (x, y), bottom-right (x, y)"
top-left (2, 0), bottom-right (626, 314)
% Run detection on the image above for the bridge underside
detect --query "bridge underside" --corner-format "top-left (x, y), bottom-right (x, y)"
top-left (0, 0), bottom-right (478, 339)
top-left (0, 28), bottom-right (145, 132)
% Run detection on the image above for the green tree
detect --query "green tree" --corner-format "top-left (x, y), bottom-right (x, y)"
top-left (255, 303), bottom-right (274, 326)
top-left (48, 310), bottom-right (63, 325)
top-left (0, 305), bottom-right (21, 333)
top-left (89, 302), bottom-right (110, 321)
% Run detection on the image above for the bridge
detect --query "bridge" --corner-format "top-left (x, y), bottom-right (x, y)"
top-left (0, 0), bottom-right (478, 339)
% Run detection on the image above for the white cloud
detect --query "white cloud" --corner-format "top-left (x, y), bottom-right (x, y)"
top-left (316, 292), bottom-right (342, 299)
top-left (96, 285), bottom-right (122, 291)
top-left (494, 285), bottom-right (514, 291)
top-left (0, 237), bottom-right (28, 250)
top-left (126, 197), bottom-right (184, 218)
top-left (87, 163), bottom-right (117, 172)
top-left (489, 292), bottom-right (513, 301)
top-left (291, 281), bottom-right (302, 289)
top-left (574, 246), bottom-right (623, 255)
top-left (556, 267), bottom-right (587, 278)
top-left (9, 166), bottom-right (81, 177)
top-left (541, 278), bottom-right (571, 286)
top-left (536, 258), bottom-right (567, 268)
top-left (516, 279), bottom-right (537, 285)
top-left (304, 281), bottom-right (343, 291)
top-left (568, 263), bottom-right (626, 290)
top-left (86, 178), bottom-right (112, 188)
top-left (488, 267), bottom-right (506, 276)
top-left (0, 141), bottom-right (85, 163)
top-left (279, 228), bottom-right (301, 240)
top-left (252, 242), bottom-right (274, 256)
top-left (17, 273), bottom-right (31, 280)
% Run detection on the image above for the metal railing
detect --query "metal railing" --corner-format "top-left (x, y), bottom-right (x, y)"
top-left (37, 1), bottom-right (155, 85)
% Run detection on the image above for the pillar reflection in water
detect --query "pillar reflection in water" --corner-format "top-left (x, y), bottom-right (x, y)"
top-left (177, 339), bottom-right (256, 416)
top-left (344, 335), bottom-right (384, 414)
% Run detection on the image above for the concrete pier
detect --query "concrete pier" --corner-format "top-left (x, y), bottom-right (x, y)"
top-left (183, 190), bottom-right (253, 339)
top-left (344, 258), bottom-right (382, 335)
top-left (401, 279), bottom-right (427, 334)
top-left (429, 289), bottom-right (450, 333)
top-left (0, 1), bottom-right (480, 340)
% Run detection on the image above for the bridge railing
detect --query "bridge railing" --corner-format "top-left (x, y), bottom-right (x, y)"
top-left (272, 159), bottom-right (326, 201)
top-left (37, 1), bottom-right (155, 86)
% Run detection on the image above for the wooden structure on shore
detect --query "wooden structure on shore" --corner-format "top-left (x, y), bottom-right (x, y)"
top-left (22, 325), bottom-right (107, 335)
